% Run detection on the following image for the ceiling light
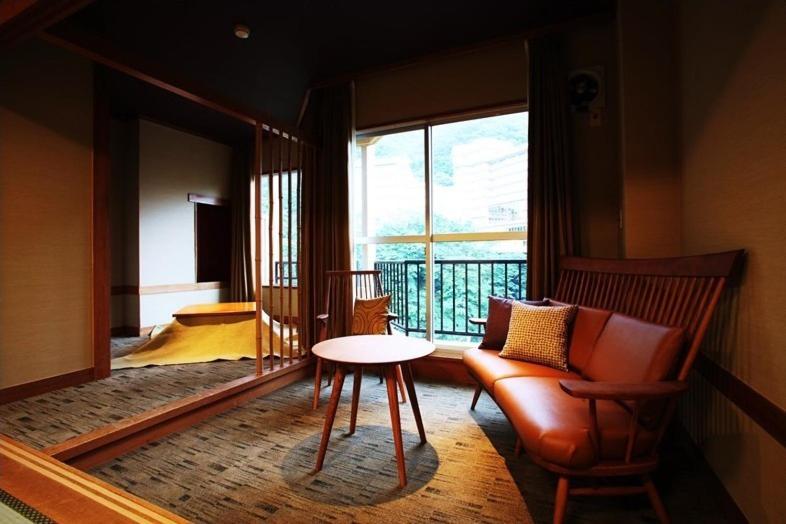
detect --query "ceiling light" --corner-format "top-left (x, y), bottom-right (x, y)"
top-left (234, 24), bottom-right (250, 39)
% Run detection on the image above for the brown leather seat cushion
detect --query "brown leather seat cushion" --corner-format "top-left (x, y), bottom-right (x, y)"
top-left (495, 377), bottom-right (657, 469)
top-left (463, 348), bottom-right (578, 394)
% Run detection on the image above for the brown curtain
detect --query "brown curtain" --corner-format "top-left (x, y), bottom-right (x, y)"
top-left (526, 36), bottom-right (577, 300)
top-left (299, 83), bottom-right (353, 350)
top-left (229, 143), bottom-right (254, 302)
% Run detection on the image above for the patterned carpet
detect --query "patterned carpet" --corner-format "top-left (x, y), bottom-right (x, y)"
top-left (79, 374), bottom-right (732, 524)
top-left (0, 359), bottom-right (256, 448)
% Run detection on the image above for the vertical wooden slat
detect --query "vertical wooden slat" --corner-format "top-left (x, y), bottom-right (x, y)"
top-left (254, 125), bottom-right (263, 376)
top-left (296, 142), bottom-right (303, 359)
top-left (278, 132), bottom-right (285, 367)
top-left (287, 136), bottom-right (293, 364)
top-left (268, 130), bottom-right (275, 370)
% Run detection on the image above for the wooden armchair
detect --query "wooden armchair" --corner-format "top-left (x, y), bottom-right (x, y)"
top-left (312, 270), bottom-right (407, 409)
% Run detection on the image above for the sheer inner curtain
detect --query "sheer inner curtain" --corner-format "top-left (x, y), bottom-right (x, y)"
top-left (526, 36), bottom-right (578, 300)
top-left (299, 83), bottom-right (354, 351)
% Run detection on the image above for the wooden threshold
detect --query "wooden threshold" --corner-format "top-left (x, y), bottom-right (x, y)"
top-left (44, 359), bottom-right (313, 470)
top-left (0, 436), bottom-right (186, 524)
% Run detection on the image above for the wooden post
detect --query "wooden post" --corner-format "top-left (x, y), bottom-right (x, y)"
top-left (254, 125), bottom-right (263, 375)
top-left (268, 130), bottom-right (275, 370)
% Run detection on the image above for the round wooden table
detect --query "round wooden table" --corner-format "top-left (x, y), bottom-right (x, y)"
top-left (312, 335), bottom-right (435, 488)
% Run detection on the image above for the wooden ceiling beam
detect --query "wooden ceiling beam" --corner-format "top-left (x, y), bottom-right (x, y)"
top-left (39, 24), bottom-right (312, 144)
top-left (0, 0), bottom-right (93, 48)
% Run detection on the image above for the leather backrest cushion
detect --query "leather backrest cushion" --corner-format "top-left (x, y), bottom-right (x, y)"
top-left (546, 299), bottom-right (613, 372)
top-left (567, 306), bottom-right (613, 371)
top-left (584, 313), bottom-right (685, 382)
top-left (479, 296), bottom-right (548, 349)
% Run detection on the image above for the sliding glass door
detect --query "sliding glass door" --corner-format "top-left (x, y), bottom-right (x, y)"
top-left (352, 110), bottom-right (528, 349)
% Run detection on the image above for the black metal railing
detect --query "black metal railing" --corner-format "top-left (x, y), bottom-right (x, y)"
top-left (274, 261), bottom-right (298, 286)
top-left (375, 259), bottom-right (527, 340)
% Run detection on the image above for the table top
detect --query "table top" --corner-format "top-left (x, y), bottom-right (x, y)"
top-left (312, 335), bottom-right (435, 364)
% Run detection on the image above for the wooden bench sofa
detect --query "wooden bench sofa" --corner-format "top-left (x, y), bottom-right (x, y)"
top-left (463, 250), bottom-right (744, 524)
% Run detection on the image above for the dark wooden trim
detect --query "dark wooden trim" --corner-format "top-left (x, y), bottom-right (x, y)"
top-left (0, 0), bottom-right (93, 48)
top-left (695, 352), bottom-right (786, 449)
top-left (188, 193), bottom-right (229, 206)
top-left (410, 355), bottom-right (474, 385)
top-left (110, 284), bottom-right (138, 295)
top-left (92, 64), bottom-right (111, 380)
top-left (0, 368), bottom-right (94, 404)
top-left (37, 28), bottom-right (310, 143)
top-left (44, 360), bottom-right (313, 470)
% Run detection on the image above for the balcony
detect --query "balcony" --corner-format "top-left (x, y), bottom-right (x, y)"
top-left (375, 258), bottom-right (527, 342)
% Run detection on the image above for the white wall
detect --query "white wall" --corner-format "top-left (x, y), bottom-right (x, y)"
top-left (0, 41), bottom-right (93, 388)
top-left (137, 120), bottom-right (232, 326)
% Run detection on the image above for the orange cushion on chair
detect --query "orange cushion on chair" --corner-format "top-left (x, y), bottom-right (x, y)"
top-left (351, 295), bottom-right (391, 335)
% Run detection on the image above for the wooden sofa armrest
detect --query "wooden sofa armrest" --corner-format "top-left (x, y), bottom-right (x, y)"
top-left (468, 317), bottom-right (487, 327)
top-left (559, 380), bottom-right (687, 401)
top-left (317, 313), bottom-right (329, 324)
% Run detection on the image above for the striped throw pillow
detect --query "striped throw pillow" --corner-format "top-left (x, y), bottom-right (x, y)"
top-left (499, 302), bottom-right (577, 370)
top-left (352, 295), bottom-right (391, 335)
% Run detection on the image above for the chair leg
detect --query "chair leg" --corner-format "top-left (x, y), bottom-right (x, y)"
top-left (378, 366), bottom-right (384, 384)
top-left (514, 437), bottom-right (522, 457)
top-left (553, 476), bottom-right (569, 524)
top-left (643, 475), bottom-right (670, 524)
top-left (312, 357), bottom-right (323, 410)
top-left (395, 365), bottom-right (407, 403)
top-left (470, 383), bottom-right (483, 410)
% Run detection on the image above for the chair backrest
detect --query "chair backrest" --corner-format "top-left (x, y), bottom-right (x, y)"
top-left (322, 270), bottom-right (386, 339)
top-left (552, 250), bottom-right (744, 381)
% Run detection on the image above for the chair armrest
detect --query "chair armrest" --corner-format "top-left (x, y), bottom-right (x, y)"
top-left (387, 313), bottom-right (399, 321)
top-left (468, 317), bottom-right (487, 327)
top-left (559, 380), bottom-right (687, 401)
top-left (317, 313), bottom-right (329, 324)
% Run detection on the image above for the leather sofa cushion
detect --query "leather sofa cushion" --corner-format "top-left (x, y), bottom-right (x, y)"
top-left (495, 377), bottom-right (657, 469)
top-left (479, 296), bottom-right (549, 349)
top-left (566, 306), bottom-right (613, 372)
top-left (463, 348), bottom-right (578, 394)
top-left (584, 314), bottom-right (685, 383)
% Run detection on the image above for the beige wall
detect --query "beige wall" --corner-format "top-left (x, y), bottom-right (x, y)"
top-left (565, 18), bottom-right (622, 258)
top-left (617, 0), bottom-right (683, 258)
top-left (0, 41), bottom-right (93, 388)
top-left (137, 119), bottom-right (232, 327)
top-left (676, 0), bottom-right (786, 520)
top-left (355, 38), bottom-right (528, 130)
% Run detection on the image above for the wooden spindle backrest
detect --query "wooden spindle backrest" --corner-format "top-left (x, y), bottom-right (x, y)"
top-left (323, 270), bottom-right (385, 338)
top-left (552, 250), bottom-right (744, 381)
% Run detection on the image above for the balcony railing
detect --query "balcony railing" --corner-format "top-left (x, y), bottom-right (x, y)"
top-left (375, 259), bottom-right (527, 340)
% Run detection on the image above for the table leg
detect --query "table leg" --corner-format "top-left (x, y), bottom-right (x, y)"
top-left (403, 363), bottom-right (426, 444)
top-left (315, 364), bottom-right (345, 472)
top-left (349, 366), bottom-right (362, 435)
top-left (384, 365), bottom-right (407, 488)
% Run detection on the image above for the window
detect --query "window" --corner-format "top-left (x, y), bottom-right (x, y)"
top-left (352, 110), bottom-right (528, 348)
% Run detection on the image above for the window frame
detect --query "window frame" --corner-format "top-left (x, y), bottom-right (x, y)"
top-left (352, 104), bottom-right (528, 349)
